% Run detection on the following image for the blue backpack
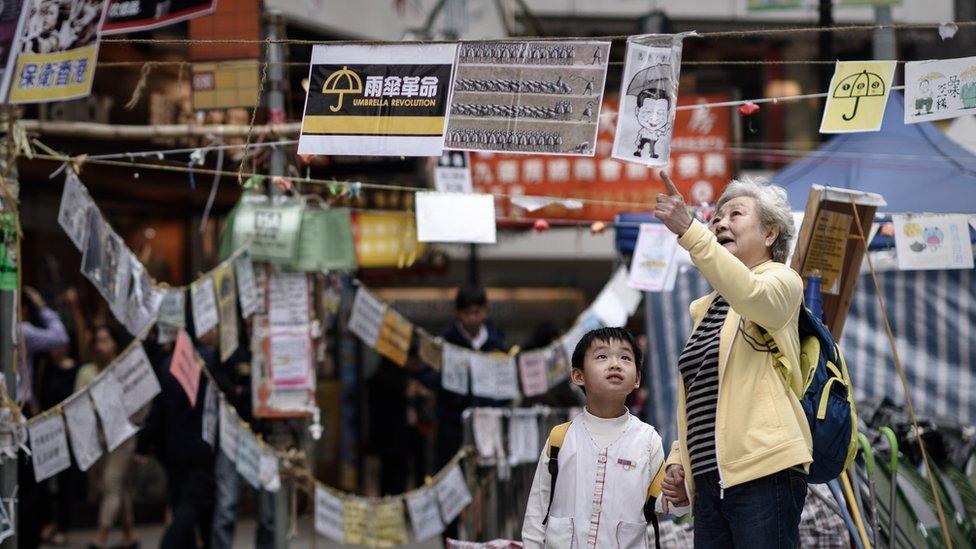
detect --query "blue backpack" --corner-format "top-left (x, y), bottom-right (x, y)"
top-left (760, 306), bottom-right (858, 484)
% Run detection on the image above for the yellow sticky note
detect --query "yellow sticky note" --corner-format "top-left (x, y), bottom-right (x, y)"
top-left (820, 60), bottom-right (897, 133)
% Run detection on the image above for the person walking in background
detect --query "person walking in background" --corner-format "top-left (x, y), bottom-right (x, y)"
top-left (76, 324), bottom-right (139, 549)
top-left (37, 344), bottom-right (79, 547)
top-left (137, 329), bottom-right (218, 548)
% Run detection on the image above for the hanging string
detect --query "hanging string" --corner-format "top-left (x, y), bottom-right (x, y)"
top-left (237, 39), bottom-right (272, 185)
top-left (97, 20), bottom-right (976, 46)
top-left (123, 62), bottom-right (156, 110)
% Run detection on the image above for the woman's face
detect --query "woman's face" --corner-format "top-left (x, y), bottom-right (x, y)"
top-left (92, 328), bottom-right (118, 364)
top-left (709, 196), bottom-right (777, 268)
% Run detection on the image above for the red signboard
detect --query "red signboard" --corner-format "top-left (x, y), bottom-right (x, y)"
top-left (470, 93), bottom-right (733, 222)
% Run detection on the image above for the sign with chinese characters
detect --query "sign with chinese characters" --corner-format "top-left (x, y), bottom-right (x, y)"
top-left (904, 56), bottom-right (976, 124)
top-left (470, 93), bottom-right (733, 221)
top-left (103, 0), bottom-right (217, 35)
top-left (298, 43), bottom-right (458, 156)
top-left (6, 0), bottom-right (109, 103)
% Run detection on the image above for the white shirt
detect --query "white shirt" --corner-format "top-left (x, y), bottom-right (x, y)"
top-left (521, 411), bottom-right (665, 549)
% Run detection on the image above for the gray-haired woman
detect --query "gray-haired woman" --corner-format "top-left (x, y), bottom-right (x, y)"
top-left (655, 174), bottom-right (812, 548)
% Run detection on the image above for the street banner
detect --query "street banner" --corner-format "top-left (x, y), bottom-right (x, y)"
top-left (103, 0), bottom-right (217, 35)
top-left (7, 0), bottom-right (109, 103)
top-left (445, 40), bottom-right (610, 156)
top-left (298, 43), bottom-right (458, 156)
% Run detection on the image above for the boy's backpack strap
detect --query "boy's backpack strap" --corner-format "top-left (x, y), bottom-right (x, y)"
top-left (644, 462), bottom-right (666, 549)
top-left (542, 422), bottom-right (571, 526)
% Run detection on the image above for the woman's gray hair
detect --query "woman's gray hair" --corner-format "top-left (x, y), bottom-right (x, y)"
top-left (714, 178), bottom-right (795, 263)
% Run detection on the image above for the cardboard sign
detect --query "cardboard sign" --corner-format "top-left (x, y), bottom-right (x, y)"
top-left (298, 43), bottom-right (458, 156)
top-left (170, 330), bottom-right (202, 407)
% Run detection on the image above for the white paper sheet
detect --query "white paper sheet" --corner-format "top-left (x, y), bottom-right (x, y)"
top-left (269, 328), bottom-right (312, 388)
top-left (234, 251), bottom-right (260, 318)
top-left (314, 485), bottom-right (345, 543)
top-left (202, 383), bottom-right (217, 448)
top-left (190, 276), bottom-right (219, 337)
top-left (111, 343), bottom-right (160, 415)
top-left (904, 56), bottom-right (976, 124)
top-left (63, 391), bottom-right (103, 471)
top-left (156, 287), bottom-right (186, 344)
top-left (893, 213), bottom-right (975, 271)
top-left (472, 408), bottom-right (505, 461)
top-left (268, 271), bottom-right (309, 327)
top-left (508, 411), bottom-right (541, 465)
top-left (440, 344), bottom-right (471, 395)
top-left (58, 171), bottom-right (94, 249)
top-left (235, 426), bottom-right (262, 489)
top-left (27, 413), bottom-right (71, 482)
top-left (628, 223), bottom-right (680, 292)
top-left (219, 399), bottom-right (239, 461)
top-left (406, 487), bottom-right (445, 542)
top-left (89, 373), bottom-right (139, 452)
top-left (348, 288), bottom-right (385, 347)
top-left (469, 354), bottom-right (520, 400)
top-left (435, 464), bottom-right (472, 523)
top-left (416, 192), bottom-right (496, 244)
top-left (517, 350), bottom-right (549, 397)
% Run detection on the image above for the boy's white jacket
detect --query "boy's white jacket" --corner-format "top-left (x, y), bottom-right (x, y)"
top-left (521, 413), bottom-right (686, 549)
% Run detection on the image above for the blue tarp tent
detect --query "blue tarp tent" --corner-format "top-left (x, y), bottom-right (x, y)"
top-left (771, 92), bottom-right (976, 214)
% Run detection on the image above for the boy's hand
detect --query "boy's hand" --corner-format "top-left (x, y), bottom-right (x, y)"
top-left (661, 463), bottom-right (689, 512)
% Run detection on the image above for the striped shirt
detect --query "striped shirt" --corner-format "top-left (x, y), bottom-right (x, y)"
top-left (678, 295), bottom-right (729, 477)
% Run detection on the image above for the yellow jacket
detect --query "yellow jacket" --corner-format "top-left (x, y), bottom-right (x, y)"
top-left (665, 220), bottom-right (813, 498)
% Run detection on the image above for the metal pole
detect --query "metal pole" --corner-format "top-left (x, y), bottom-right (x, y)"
top-left (0, 107), bottom-right (18, 549)
top-left (873, 6), bottom-right (896, 60)
top-left (264, 10), bottom-right (290, 549)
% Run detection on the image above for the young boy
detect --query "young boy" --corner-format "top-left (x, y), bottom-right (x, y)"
top-left (522, 327), bottom-right (668, 549)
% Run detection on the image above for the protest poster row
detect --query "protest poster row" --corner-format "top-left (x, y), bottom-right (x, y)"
top-left (314, 450), bottom-right (472, 545)
top-left (347, 266), bottom-right (643, 399)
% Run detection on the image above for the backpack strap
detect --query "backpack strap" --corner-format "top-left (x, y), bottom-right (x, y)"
top-left (644, 463), bottom-right (666, 549)
top-left (542, 422), bottom-right (571, 526)
top-left (755, 325), bottom-right (792, 383)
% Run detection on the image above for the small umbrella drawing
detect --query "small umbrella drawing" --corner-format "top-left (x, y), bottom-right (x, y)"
top-left (921, 71), bottom-right (946, 81)
top-left (626, 64), bottom-right (674, 97)
top-left (833, 69), bottom-right (887, 121)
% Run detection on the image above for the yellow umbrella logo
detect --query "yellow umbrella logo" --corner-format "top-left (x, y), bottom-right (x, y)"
top-left (321, 66), bottom-right (363, 112)
top-left (833, 70), bottom-right (886, 121)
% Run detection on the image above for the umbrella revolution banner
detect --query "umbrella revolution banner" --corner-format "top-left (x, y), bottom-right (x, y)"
top-left (298, 43), bottom-right (458, 157)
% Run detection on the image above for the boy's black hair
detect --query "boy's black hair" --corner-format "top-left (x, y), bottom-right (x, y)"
top-left (571, 327), bottom-right (642, 372)
top-left (455, 285), bottom-right (488, 310)
top-left (636, 88), bottom-right (670, 109)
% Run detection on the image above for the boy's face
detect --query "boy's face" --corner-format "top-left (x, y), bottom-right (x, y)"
top-left (457, 304), bottom-right (488, 336)
top-left (637, 97), bottom-right (669, 130)
top-left (571, 338), bottom-right (640, 398)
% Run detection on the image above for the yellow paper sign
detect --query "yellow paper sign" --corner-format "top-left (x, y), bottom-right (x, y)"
top-left (342, 499), bottom-right (370, 546)
top-left (191, 59), bottom-right (260, 110)
top-left (375, 309), bottom-right (413, 367)
top-left (9, 45), bottom-right (100, 103)
top-left (801, 209), bottom-right (853, 295)
top-left (418, 331), bottom-right (443, 370)
top-left (820, 60), bottom-right (896, 133)
top-left (373, 499), bottom-right (409, 547)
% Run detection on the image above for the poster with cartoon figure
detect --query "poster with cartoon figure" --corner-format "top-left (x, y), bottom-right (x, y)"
top-left (905, 56), bottom-right (976, 124)
top-left (612, 33), bottom-right (691, 166)
top-left (892, 214), bottom-right (974, 270)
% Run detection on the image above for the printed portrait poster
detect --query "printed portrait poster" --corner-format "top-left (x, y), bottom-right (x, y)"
top-left (6, 0), bottom-right (110, 103)
top-left (445, 40), bottom-right (610, 156)
top-left (0, 0), bottom-right (29, 102)
top-left (103, 0), bottom-right (217, 35)
top-left (298, 43), bottom-right (458, 156)
top-left (820, 60), bottom-right (896, 133)
top-left (612, 33), bottom-right (692, 166)
top-left (213, 263), bottom-right (239, 362)
top-left (904, 56), bottom-right (976, 124)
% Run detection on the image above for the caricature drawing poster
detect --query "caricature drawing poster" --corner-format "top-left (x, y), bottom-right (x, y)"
top-left (612, 34), bottom-right (689, 166)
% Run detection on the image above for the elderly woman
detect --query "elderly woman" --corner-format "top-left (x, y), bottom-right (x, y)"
top-left (655, 174), bottom-right (812, 547)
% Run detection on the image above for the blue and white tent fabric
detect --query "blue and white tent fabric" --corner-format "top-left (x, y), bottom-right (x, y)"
top-left (642, 266), bottom-right (976, 447)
